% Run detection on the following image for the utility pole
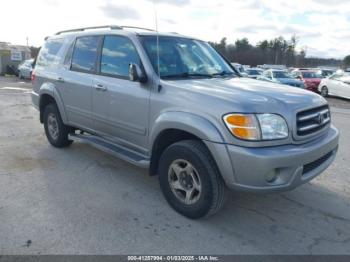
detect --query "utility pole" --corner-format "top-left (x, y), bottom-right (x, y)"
top-left (26, 37), bottom-right (29, 47)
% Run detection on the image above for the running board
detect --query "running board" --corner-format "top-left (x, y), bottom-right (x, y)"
top-left (69, 133), bottom-right (150, 168)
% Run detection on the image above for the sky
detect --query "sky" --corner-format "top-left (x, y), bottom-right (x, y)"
top-left (1, 0), bottom-right (349, 59)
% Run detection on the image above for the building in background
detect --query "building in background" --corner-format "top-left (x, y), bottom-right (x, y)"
top-left (0, 42), bottom-right (31, 75)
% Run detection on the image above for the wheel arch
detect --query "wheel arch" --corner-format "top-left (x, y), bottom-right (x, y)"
top-left (148, 112), bottom-right (226, 177)
top-left (38, 82), bottom-right (68, 124)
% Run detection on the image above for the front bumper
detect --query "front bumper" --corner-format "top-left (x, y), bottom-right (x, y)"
top-left (210, 126), bottom-right (339, 193)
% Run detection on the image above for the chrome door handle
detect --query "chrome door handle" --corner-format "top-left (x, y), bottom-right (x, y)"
top-left (94, 84), bottom-right (107, 91)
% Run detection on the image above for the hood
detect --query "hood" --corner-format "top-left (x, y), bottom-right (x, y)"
top-left (277, 78), bottom-right (303, 86)
top-left (164, 77), bottom-right (326, 113)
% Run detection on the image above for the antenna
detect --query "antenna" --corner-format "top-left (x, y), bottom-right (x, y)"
top-left (153, 0), bottom-right (161, 90)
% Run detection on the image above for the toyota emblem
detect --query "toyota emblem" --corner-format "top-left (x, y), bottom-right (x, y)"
top-left (318, 113), bottom-right (324, 125)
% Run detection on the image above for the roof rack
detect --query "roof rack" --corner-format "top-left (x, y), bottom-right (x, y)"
top-left (55, 25), bottom-right (156, 35)
top-left (121, 26), bottom-right (155, 32)
top-left (55, 25), bottom-right (122, 35)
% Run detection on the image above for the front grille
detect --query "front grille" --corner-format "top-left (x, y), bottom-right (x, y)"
top-left (302, 151), bottom-right (333, 175)
top-left (296, 105), bottom-right (331, 137)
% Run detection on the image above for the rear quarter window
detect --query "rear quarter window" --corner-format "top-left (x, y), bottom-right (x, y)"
top-left (36, 38), bottom-right (65, 67)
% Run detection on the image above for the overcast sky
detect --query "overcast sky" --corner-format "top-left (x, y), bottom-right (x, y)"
top-left (1, 0), bottom-right (349, 59)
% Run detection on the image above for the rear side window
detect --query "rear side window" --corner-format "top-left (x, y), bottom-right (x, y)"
top-left (71, 36), bottom-right (100, 73)
top-left (37, 38), bottom-right (64, 67)
top-left (100, 36), bottom-right (140, 78)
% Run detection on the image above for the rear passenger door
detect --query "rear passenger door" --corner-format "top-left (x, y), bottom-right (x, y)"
top-left (92, 35), bottom-right (150, 153)
top-left (60, 36), bottom-right (102, 131)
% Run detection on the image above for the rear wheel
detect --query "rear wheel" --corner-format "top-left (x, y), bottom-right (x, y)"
top-left (43, 104), bottom-right (73, 148)
top-left (320, 86), bottom-right (328, 97)
top-left (158, 140), bottom-right (226, 219)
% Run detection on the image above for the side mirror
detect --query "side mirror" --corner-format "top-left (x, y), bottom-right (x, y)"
top-left (129, 63), bottom-right (148, 83)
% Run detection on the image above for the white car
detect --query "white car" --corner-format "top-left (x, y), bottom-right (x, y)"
top-left (18, 59), bottom-right (34, 79)
top-left (318, 73), bottom-right (350, 99)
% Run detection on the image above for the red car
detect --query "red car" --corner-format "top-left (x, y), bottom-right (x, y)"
top-left (291, 70), bottom-right (322, 93)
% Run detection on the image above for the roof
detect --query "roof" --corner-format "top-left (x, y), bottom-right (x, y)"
top-left (49, 25), bottom-right (195, 41)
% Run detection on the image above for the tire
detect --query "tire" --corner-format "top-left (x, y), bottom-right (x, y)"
top-left (158, 140), bottom-right (226, 219)
top-left (320, 86), bottom-right (328, 97)
top-left (43, 103), bottom-right (73, 148)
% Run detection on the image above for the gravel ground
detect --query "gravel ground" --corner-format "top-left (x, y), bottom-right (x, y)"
top-left (0, 76), bottom-right (350, 255)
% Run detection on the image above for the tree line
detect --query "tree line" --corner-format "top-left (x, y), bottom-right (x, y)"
top-left (209, 36), bottom-right (343, 68)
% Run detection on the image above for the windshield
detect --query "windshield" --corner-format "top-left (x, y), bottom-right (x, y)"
top-left (140, 36), bottom-right (235, 79)
top-left (302, 71), bottom-right (320, 78)
top-left (273, 71), bottom-right (292, 79)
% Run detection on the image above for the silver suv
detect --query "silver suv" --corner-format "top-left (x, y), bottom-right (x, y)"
top-left (31, 26), bottom-right (339, 218)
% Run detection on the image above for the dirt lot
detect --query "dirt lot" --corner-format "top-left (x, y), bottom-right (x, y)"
top-left (0, 76), bottom-right (350, 255)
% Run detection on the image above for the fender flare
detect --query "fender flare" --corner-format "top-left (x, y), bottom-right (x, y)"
top-left (150, 111), bottom-right (225, 145)
top-left (149, 111), bottom-right (236, 185)
top-left (38, 82), bottom-right (68, 124)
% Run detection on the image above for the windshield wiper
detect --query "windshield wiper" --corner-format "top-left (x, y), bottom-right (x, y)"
top-left (211, 71), bottom-right (235, 77)
top-left (162, 72), bottom-right (213, 79)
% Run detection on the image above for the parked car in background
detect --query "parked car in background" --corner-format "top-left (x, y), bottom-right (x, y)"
top-left (231, 63), bottom-right (248, 77)
top-left (245, 68), bottom-right (263, 79)
top-left (317, 69), bottom-right (335, 78)
top-left (258, 69), bottom-right (305, 88)
top-left (318, 73), bottom-right (350, 99)
top-left (291, 70), bottom-right (322, 93)
top-left (257, 64), bottom-right (287, 70)
top-left (18, 59), bottom-right (34, 79)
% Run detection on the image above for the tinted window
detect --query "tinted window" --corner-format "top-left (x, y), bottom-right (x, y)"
top-left (37, 38), bottom-right (64, 67)
top-left (100, 36), bottom-right (140, 77)
top-left (273, 71), bottom-right (291, 78)
top-left (71, 36), bottom-right (100, 73)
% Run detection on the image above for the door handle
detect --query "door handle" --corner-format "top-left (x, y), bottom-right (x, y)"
top-left (94, 84), bottom-right (107, 91)
top-left (56, 77), bottom-right (65, 83)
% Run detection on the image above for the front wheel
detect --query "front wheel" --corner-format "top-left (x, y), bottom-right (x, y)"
top-left (158, 140), bottom-right (226, 219)
top-left (320, 86), bottom-right (328, 97)
top-left (43, 104), bottom-right (73, 148)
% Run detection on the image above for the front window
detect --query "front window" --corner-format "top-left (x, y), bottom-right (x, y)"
top-left (100, 36), bottom-right (140, 78)
top-left (139, 36), bottom-right (235, 79)
top-left (273, 71), bottom-right (292, 79)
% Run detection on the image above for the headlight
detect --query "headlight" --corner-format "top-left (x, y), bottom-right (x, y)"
top-left (223, 113), bottom-right (288, 141)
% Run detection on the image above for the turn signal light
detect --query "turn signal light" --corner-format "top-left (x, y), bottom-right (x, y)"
top-left (223, 114), bottom-right (261, 140)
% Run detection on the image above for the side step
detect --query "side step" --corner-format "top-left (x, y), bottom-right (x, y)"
top-left (69, 133), bottom-right (150, 168)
